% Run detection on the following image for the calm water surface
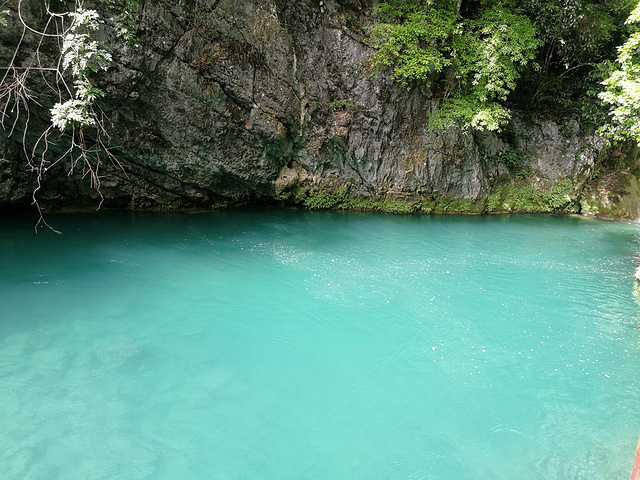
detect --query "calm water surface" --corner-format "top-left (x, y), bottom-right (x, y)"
top-left (1, 210), bottom-right (640, 479)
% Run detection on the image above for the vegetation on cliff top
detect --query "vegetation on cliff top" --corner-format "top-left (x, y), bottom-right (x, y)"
top-left (369, 0), bottom-right (539, 131)
top-left (369, 0), bottom-right (640, 143)
top-left (599, 2), bottom-right (640, 145)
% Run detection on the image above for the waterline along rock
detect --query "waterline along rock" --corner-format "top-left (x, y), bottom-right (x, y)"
top-left (0, 0), bottom-right (638, 218)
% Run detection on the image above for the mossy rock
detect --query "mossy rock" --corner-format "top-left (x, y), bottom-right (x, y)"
top-left (284, 186), bottom-right (482, 214)
top-left (581, 172), bottom-right (640, 220)
top-left (432, 198), bottom-right (484, 214)
top-left (486, 179), bottom-right (577, 213)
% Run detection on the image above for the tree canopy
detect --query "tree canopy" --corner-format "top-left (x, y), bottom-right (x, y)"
top-left (369, 0), bottom-right (638, 134)
top-left (599, 2), bottom-right (640, 145)
top-left (369, 0), bottom-right (539, 131)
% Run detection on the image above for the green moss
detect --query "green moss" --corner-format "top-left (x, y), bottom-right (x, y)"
top-left (564, 201), bottom-right (580, 214)
top-left (510, 185), bottom-right (548, 212)
top-left (486, 187), bottom-right (503, 212)
top-left (430, 197), bottom-right (477, 213)
top-left (323, 100), bottom-right (361, 111)
top-left (452, 199), bottom-right (472, 212)
top-left (491, 180), bottom-right (576, 213)
top-left (302, 189), bottom-right (349, 209)
top-left (277, 189), bottom-right (294, 201)
top-left (287, 186), bottom-right (480, 214)
top-left (433, 197), bottom-right (452, 213)
top-left (580, 196), bottom-right (599, 215)
top-left (286, 180), bottom-right (579, 216)
top-left (129, 194), bottom-right (189, 210)
top-left (129, 195), bottom-right (153, 209)
top-left (156, 197), bottom-right (188, 210)
top-left (211, 200), bottom-right (230, 209)
top-left (580, 172), bottom-right (640, 219)
top-left (415, 198), bottom-right (436, 213)
top-left (301, 189), bottom-right (419, 212)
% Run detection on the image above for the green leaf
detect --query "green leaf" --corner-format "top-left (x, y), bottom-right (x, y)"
top-left (368, 0), bottom-right (538, 131)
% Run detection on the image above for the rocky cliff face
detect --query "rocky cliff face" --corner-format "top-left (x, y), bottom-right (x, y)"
top-left (0, 0), bottom-right (638, 218)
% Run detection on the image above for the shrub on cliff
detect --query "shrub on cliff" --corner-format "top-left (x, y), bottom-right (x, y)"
top-left (599, 1), bottom-right (640, 145)
top-left (369, 0), bottom-right (538, 131)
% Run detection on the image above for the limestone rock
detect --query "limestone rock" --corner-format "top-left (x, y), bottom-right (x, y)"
top-left (0, 0), bottom-right (635, 217)
top-left (581, 172), bottom-right (640, 221)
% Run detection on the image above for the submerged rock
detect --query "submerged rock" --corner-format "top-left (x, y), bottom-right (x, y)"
top-left (88, 335), bottom-right (143, 372)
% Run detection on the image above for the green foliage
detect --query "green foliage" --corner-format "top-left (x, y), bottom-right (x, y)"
top-left (489, 146), bottom-right (531, 169)
top-left (369, 0), bottom-right (539, 131)
top-left (369, 1), bottom-right (457, 81)
top-left (369, 0), bottom-right (640, 134)
top-left (107, 0), bottom-right (141, 46)
top-left (300, 189), bottom-right (349, 209)
top-left (514, 169), bottom-right (532, 180)
top-left (510, 184), bottom-right (544, 212)
top-left (513, 0), bottom-right (634, 122)
top-left (495, 179), bottom-right (575, 212)
top-left (599, 1), bottom-right (640, 145)
top-left (211, 200), bottom-right (230, 209)
top-left (486, 187), bottom-right (503, 212)
top-left (547, 179), bottom-right (574, 209)
top-left (453, 6), bottom-right (539, 100)
top-left (488, 146), bottom-right (534, 181)
top-left (51, 98), bottom-right (98, 130)
top-left (370, 0), bottom-right (636, 128)
top-left (430, 98), bottom-right (512, 132)
top-left (520, 0), bottom-right (627, 73)
top-left (62, 10), bottom-right (111, 76)
top-left (0, 9), bottom-right (8, 26)
top-left (324, 99), bottom-right (360, 110)
top-left (580, 196), bottom-right (599, 215)
top-left (447, 198), bottom-right (472, 212)
top-left (51, 8), bottom-right (111, 131)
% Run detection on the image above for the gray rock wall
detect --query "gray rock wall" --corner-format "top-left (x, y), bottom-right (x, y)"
top-left (0, 0), bottom-right (636, 216)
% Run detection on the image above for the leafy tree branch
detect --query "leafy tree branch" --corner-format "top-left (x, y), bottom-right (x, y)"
top-left (599, 1), bottom-right (640, 145)
top-left (369, 0), bottom-right (539, 132)
top-left (0, 0), bottom-right (119, 231)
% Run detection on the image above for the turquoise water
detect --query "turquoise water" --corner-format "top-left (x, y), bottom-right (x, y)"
top-left (1, 210), bottom-right (640, 479)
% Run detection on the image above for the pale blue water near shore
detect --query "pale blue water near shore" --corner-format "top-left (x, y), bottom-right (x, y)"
top-left (1, 210), bottom-right (640, 479)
